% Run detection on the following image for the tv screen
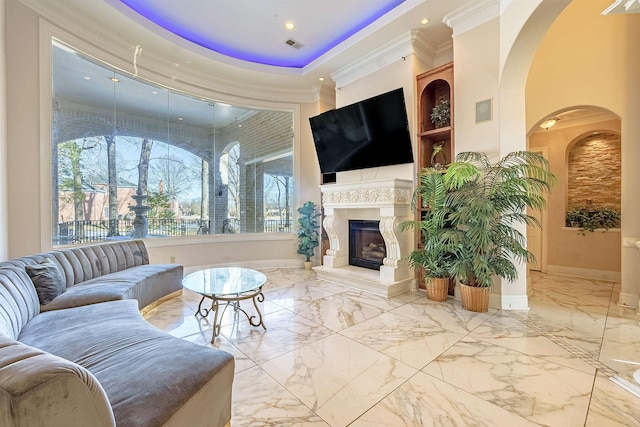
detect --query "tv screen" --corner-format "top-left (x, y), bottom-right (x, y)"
top-left (309, 88), bottom-right (414, 174)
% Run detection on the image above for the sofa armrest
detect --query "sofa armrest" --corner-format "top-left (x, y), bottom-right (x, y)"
top-left (0, 337), bottom-right (115, 427)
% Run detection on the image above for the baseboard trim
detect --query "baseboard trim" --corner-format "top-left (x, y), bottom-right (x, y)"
top-left (546, 265), bottom-right (620, 282)
top-left (618, 292), bottom-right (638, 309)
top-left (494, 294), bottom-right (529, 310)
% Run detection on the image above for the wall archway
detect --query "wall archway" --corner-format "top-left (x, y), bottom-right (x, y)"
top-left (492, 0), bottom-right (571, 306)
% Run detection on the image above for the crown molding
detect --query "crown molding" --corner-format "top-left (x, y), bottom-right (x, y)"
top-left (412, 30), bottom-right (437, 70)
top-left (331, 31), bottom-right (434, 89)
top-left (434, 39), bottom-right (454, 65)
top-left (443, 0), bottom-right (501, 37)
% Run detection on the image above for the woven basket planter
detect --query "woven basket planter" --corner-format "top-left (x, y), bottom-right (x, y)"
top-left (459, 283), bottom-right (490, 312)
top-left (426, 277), bottom-right (449, 302)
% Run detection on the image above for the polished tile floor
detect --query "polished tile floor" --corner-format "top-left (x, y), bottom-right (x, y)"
top-left (144, 268), bottom-right (640, 426)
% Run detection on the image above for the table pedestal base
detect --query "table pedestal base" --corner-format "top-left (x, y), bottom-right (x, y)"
top-left (195, 288), bottom-right (266, 342)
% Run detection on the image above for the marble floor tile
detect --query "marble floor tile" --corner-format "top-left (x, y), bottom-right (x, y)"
top-left (221, 308), bottom-right (335, 364)
top-left (261, 334), bottom-right (417, 426)
top-left (144, 268), bottom-right (640, 426)
top-left (525, 300), bottom-right (608, 356)
top-left (341, 311), bottom-right (465, 369)
top-left (232, 365), bottom-right (329, 426)
top-left (264, 280), bottom-right (345, 310)
top-left (351, 371), bottom-right (538, 427)
top-left (468, 312), bottom-right (596, 374)
top-left (586, 372), bottom-right (640, 426)
top-left (599, 315), bottom-right (640, 376)
top-left (422, 337), bottom-right (594, 425)
top-left (291, 292), bottom-right (387, 332)
top-left (390, 297), bottom-right (496, 335)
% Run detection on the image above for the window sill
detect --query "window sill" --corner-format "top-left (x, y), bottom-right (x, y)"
top-left (142, 232), bottom-right (297, 248)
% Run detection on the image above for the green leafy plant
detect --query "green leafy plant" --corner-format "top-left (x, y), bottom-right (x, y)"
top-left (297, 201), bottom-right (321, 262)
top-left (435, 151), bottom-right (556, 288)
top-left (566, 207), bottom-right (588, 227)
top-left (566, 206), bottom-right (620, 233)
top-left (401, 168), bottom-right (456, 279)
top-left (430, 96), bottom-right (450, 128)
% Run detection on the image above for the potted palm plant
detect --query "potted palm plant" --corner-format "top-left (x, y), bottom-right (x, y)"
top-left (297, 201), bottom-right (321, 269)
top-left (402, 168), bottom-right (456, 301)
top-left (438, 151), bottom-right (555, 312)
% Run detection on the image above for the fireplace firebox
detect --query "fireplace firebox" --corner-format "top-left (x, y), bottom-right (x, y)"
top-left (349, 220), bottom-right (386, 270)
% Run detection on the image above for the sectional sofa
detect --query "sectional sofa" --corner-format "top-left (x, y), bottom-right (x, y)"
top-left (0, 240), bottom-right (234, 427)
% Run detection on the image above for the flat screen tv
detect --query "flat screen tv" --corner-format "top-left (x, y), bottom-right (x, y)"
top-left (309, 88), bottom-right (414, 174)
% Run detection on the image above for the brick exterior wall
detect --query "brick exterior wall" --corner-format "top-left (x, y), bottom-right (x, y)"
top-left (214, 110), bottom-right (293, 233)
top-left (567, 132), bottom-right (621, 209)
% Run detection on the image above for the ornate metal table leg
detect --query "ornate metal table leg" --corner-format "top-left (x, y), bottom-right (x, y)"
top-left (195, 296), bottom-right (212, 317)
top-left (248, 291), bottom-right (266, 331)
top-left (210, 299), bottom-right (222, 343)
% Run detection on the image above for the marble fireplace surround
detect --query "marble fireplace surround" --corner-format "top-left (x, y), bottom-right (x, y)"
top-left (313, 179), bottom-right (415, 297)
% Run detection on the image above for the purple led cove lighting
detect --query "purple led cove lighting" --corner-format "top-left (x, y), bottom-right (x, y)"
top-left (118, 0), bottom-right (405, 68)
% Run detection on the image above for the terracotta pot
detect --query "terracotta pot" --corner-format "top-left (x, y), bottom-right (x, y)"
top-left (459, 283), bottom-right (490, 312)
top-left (426, 277), bottom-right (449, 302)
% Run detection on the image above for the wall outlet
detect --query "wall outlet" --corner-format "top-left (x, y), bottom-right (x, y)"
top-left (170, 256), bottom-right (176, 263)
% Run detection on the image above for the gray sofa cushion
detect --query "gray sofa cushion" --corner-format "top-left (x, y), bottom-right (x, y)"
top-left (0, 240), bottom-right (150, 290)
top-left (0, 267), bottom-right (40, 340)
top-left (25, 261), bottom-right (66, 305)
top-left (18, 299), bottom-right (234, 427)
top-left (0, 335), bottom-right (116, 426)
top-left (39, 264), bottom-right (183, 312)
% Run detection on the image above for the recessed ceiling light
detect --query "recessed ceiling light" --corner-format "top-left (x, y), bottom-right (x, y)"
top-left (285, 22), bottom-right (295, 30)
top-left (152, 91), bottom-right (158, 95)
top-left (319, 77), bottom-right (325, 81)
top-left (110, 77), bottom-right (120, 83)
top-left (83, 76), bottom-right (91, 80)
top-left (178, 117), bottom-right (183, 121)
top-left (421, 18), bottom-right (430, 25)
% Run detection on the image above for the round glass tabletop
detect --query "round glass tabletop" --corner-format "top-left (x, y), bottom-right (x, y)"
top-left (182, 267), bottom-right (267, 297)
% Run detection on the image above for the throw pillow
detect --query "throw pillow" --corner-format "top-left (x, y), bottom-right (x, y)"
top-left (25, 261), bottom-right (66, 305)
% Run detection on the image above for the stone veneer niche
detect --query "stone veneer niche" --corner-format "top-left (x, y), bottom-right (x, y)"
top-left (313, 179), bottom-right (414, 297)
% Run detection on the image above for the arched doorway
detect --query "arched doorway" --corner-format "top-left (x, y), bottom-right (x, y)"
top-left (528, 106), bottom-right (621, 279)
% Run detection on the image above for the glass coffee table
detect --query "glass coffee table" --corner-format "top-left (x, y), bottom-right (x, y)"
top-left (182, 267), bottom-right (267, 342)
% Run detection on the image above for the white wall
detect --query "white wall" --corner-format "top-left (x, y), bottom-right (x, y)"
top-left (6, 0), bottom-right (41, 257)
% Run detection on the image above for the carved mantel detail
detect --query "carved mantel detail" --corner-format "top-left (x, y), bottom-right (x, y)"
top-left (321, 179), bottom-right (412, 209)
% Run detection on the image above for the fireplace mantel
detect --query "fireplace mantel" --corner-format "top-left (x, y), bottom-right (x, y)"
top-left (314, 179), bottom-right (414, 297)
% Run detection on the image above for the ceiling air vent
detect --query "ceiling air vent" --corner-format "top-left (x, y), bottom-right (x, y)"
top-left (285, 38), bottom-right (304, 50)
